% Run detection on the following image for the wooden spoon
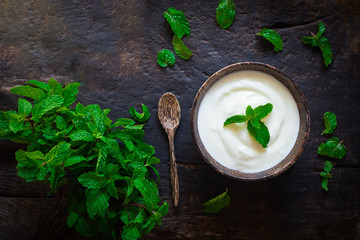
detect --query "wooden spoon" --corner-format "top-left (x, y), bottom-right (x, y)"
top-left (158, 92), bottom-right (181, 207)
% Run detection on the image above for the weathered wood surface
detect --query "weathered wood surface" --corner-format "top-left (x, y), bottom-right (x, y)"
top-left (0, 0), bottom-right (359, 239)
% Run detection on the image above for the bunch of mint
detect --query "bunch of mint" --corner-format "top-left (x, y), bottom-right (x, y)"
top-left (157, 7), bottom-right (192, 67)
top-left (0, 79), bottom-right (167, 240)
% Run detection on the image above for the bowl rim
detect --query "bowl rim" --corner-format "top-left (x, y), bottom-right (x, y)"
top-left (190, 62), bottom-right (311, 181)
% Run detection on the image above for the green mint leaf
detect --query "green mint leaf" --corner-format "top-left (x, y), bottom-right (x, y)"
top-left (44, 141), bottom-right (71, 164)
top-left (70, 130), bottom-right (94, 142)
top-left (78, 172), bottom-right (107, 189)
top-left (223, 115), bottom-right (247, 126)
top-left (203, 188), bottom-right (230, 214)
top-left (121, 224), bottom-right (142, 240)
top-left (85, 104), bottom-right (106, 134)
top-left (301, 36), bottom-right (317, 47)
top-left (31, 95), bottom-right (64, 121)
top-left (26, 80), bottom-right (51, 92)
top-left (11, 85), bottom-right (45, 101)
top-left (55, 115), bottom-right (67, 131)
top-left (106, 179), bottom-right (119, 200)
top-left (112, 118), bottom-right (135, 128)
top-left (321, 111), bottom-right (337, 135)
top-left (320, 172), bottom-right (327, 177)
top-left (64, 156), bottom-right (87, 167)
top-left (96, 147), bottom-right (108, 172)
top-left (157, 49), bottom-right (175, 67)
top-left (302, 22), bottom-right (332, 67)
top-left (129, 104), bottom-right (150, 122)
top-left (67, 211), bottom-right (79, 228)
top-left (147, 156), bottom-right (160, 166)
top-left (249, 118), bottom-right (261, 129)
top-left (253, 103), bottom-right (273, 120)
top-left (48, 78), bottom-right (63, 94)
top-left (323, 160), bottom-right (333, 173)
top-left (164, 7), bottom-right (191, 38)
top-left (86, 188), bottom-right (110, 218)
top-left (321, 177), bottom-right (329, 191)
top-left (62, 82), bottom-right (80, 107)
top-left (15, 150), bottom-right (46, 182)
top-left (216, 0), bottom-right (236, 29)
top-left (133, 178), bottom-right (160, 211)
top-left (318, 36), bottom-right (332, 67)
top-left (317, 137), bottom-right (346, 159)
top-left (149, 165), bottom-right (161, 183)
top-left (100, 136), bottom-right (122, 160)
top-left (18, 98), bottom-right (32, 117)
top-left (245, 105), bottom-right (254, 118)
top-left (172, 35), bottom-right (193, 60)
top-left (113, 132), bottom-right (134, 151)
top-left (256, 28), bottom-right (283, 52)
top-left (9, 116), bottom-right (24, 133)
top-left (247, 120), bottom-right (270, 148)
top-left (49, 165), bottom-right (65, 193)
top-left (318, 22), bottom-right (326, 36)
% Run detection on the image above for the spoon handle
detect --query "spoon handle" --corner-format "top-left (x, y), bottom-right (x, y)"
top-left (168, 131), bottom-right (179, 207)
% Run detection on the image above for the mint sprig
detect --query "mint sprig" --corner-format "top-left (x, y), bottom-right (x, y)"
top-left (256, 28), bottom-right (283, 52)
top-left (0, 79), bottom-right (167, 239)
top-left (321, 111), bottom-right (337, 135)
top-left (203, 188), bottom-right (231, 214)
top-left (302, 22), bottom-right (332, 67)
top-left (224, 103), bottom-right (273, 148)
top-left (216, 0), bottom-right (236, 29)
top-left (320, 161), bottom-right (333, 191)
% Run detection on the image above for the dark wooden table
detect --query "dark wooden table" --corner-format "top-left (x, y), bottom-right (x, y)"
top-left (0, 0), bottom-right (359, 239)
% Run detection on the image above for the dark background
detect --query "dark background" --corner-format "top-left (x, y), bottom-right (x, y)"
top-left (0, 0), bottom-right (359, 239)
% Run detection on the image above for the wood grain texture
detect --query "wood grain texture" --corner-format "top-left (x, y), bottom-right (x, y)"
top-left (159, 92), bottom-right (181, 207)
top-left (0, 0), bottom-right (359, 239)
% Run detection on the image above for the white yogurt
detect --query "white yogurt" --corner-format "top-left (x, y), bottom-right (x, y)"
top-left (197, 70), bottom-right (300, 172)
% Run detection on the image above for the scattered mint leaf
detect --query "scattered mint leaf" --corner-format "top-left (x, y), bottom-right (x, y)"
top-left (224, 103), bottom-right (273, 148)
top-left (320, 160), bottom-right (333, 191)
top-left (203, 188), bottom-right (230, 214)
top-left (223, 115), bottom-right (247, 126)
top-left (157, 49), bottom-right (175, 67)
top-left (322, 111), bottom-right (337, 135)
top-left (172, 35), bottom-right (192, 60)
top-left (256, 28), bottom-right (283, 52)
top-left (164, 7), bottom-right (191, 38)
top-left (216, 0), bottom-right (236, 29)
top-left (302, 22), bottom-right (332, 67)
top-left (11, 85), bottom-right (45, 101)
top-left (317, 137), bottom-right (346, 159)
top-left (129, 104), bottom-right (150, 122)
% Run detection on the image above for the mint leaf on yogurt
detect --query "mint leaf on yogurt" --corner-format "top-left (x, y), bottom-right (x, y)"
top-left (224, 103), bottom-right (273, 148)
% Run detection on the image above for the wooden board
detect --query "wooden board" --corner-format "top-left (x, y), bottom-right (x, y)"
top-left (0, 0), bottom-right (359, 239)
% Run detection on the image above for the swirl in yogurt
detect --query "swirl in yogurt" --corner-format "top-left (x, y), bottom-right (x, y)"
top-left (197, 70), bottom-right (300, 173)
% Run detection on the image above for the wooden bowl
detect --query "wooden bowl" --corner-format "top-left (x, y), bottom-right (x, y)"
top-left (191, 62), bottom-right (310, 181)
